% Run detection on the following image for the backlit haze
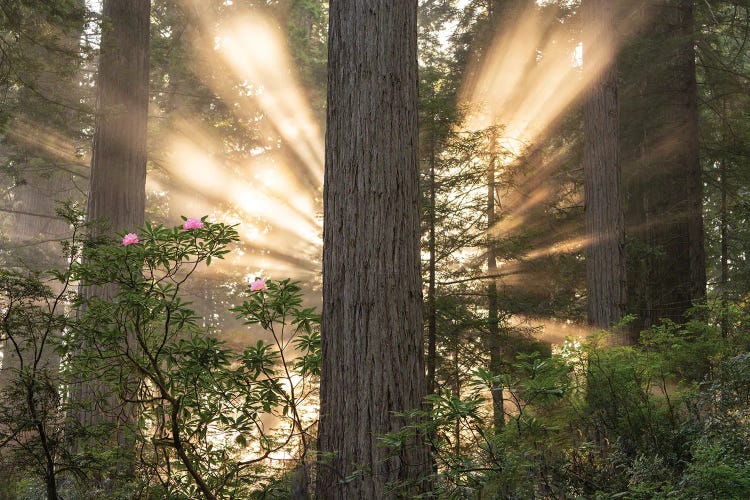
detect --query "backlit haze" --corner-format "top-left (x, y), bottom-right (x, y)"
top-left (156, 2), bottom-right (639, 308)
top-left (8, 1), bottom-right (648, 346)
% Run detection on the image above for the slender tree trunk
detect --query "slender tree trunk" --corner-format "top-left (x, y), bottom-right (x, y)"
top-left (487, 131), bottom-right (504, 431)
top-left (427, 145), bottom-right (437, 397)
top-left (719, 98), bottom-right (730, 336)
top-left (583, 0), bottom-right (626, 333)
top-left (424, 143), bottom-right (440, 481)
top-left (73, 0), bottom-right (150, 444)
top-left (453, 341), bottom-right (461, 456)
top-left (317, 1), bottom-right (430, 498)
top-left (720, 158), bottom-right (729, 336)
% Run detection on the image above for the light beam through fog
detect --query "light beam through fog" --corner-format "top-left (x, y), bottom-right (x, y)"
top-left (155, 2), bottom-right (650, 338)
top-left (217, 16), bottom-right (324, 188)
top-left (462, 3), bottom-right (640, 143)
top-left (424, 2), bottom-right (650, 349)
top-left (449, 2), bottom-right (646, 291)
top-left (6, 117), bottom-right (88, 177)
top-left (155, 4), bottom-right (324, 282)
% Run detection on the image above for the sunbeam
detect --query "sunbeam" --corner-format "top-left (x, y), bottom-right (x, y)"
top-left (149, 4), bottom-right (325, 283)
top-left (451, 2), bottom-right (648, 296)
top-left (209, 13), bottom-right (324, 188)
top-left (164, 131), bottom-right (321, 247)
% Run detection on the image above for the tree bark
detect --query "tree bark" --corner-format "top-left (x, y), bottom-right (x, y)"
top-left (317, 1), bottom-right (430, 497)
top-left (583, 0), bottom-right (626, 332)
top-left (87, 0), bottom-right (150, 237)
top-left (73, 0), bottom-right (150, 438)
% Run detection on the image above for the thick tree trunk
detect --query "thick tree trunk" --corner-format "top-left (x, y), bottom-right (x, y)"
top-left (583, 0), bottom-right (626, 332)
top-left (87, 0), bottom-right (150, 236)
top-left (73, 0), bottom-right (150, 437)
top-left (317, 1), bottom-right (430, 498)
top-left (621, 0), bottom-right (705, 334)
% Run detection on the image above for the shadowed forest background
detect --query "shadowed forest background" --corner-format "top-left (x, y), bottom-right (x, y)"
top-left (0, 0), bottom-right (749, 498)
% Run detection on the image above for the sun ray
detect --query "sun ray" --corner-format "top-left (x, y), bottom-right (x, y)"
top-left (5, 116), bottom-right (88, 174)
top-left (163, 133), bottom-right (321, 248)
top-left (201, 12), bottom-right (324, 188)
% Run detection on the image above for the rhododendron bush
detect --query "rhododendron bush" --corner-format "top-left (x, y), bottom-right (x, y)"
top-left (0, 204), bottom-right (319, 498)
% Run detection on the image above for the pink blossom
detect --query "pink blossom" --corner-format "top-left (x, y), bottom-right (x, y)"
top-left (250, 278), bottom-right (267, 292)
top-left (183, 217), bottom-right (204, 230)
top-left (122, 233), bottom-right (139, 246)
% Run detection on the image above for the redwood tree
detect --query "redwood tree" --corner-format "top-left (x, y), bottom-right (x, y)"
top-left (621, 0), bottom-right (705, 333)
top-left (316, 0), bottom-right (431, 497)
top-left (583, 0), bottom-right (626, 332)
top-left (73, 0), bottom-right (150, 432)
top-left (87, 0), bottom-right (150, 236)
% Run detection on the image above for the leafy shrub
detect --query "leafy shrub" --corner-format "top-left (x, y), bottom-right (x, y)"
top-left (0, 206), bottom-right (321, 498)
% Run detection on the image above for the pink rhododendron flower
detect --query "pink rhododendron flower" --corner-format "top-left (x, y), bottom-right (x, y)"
top-left (250, 278), bottom-right (267, 291)
top-left (122, 233), bottom-right (139, 246)
top-left (183, 217), bottom-right (204, 230)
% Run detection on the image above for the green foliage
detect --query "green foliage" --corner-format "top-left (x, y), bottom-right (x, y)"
top-left (0, 202), bottom-right (87, 499)
top-left (384, 346), bottom-right (573, 498)
top-left (383, 310), bottom-right (750, 499)
top-left (640, 317), bottom-right (722, 381)
top-left (0, 204), bottom-right (321, 497)
top-left (285, 0), bottom-right (327, 112)
top-left (678, 353), bottom-right (750, 499)
top-left (0, 0), bottom-right (91, 274)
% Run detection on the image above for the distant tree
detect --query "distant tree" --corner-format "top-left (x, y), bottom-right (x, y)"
top-left (317, 0), bottom-right (431, 497)
top-left (0, 3), bottom-right (90, 496)
top-left (285, 0), bottom-right (327, 114)
top-left (484, 0), bottom-right (533, 432)
top-left (0, 0), bottom-right (89, 266)
top-left (417, 0), bottom-right (462, 397)
top-left (486, 127), bottom-right (506, 430)
top-left (696, 0), bottom-right (750, 331)
top-left (621, 0), bottom-right (705, 333)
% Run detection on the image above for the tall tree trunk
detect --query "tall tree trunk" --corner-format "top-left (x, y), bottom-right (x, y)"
top-left (317, 1), bottom-right (430, 497)
top-left (679, 0), bottom-right (706, 309)
top-left (621, 0), bottom-right (705, 334)
top-left (73, 0), bottom-right (150, 443)
top-left (427, 145), bottom-right (437, 397)
top-left (87, 0), bottom-right (150, 236)
top-left (583, 0), bottom-right (626, 333)
top-left (453, 340), bottom-right (461, 456)
top-left (487, 130), bottom-right (504, 431)
top-left (718, 97), bottom-right (730, 337)
top-left (720, 156), bottom-right (729, 336)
